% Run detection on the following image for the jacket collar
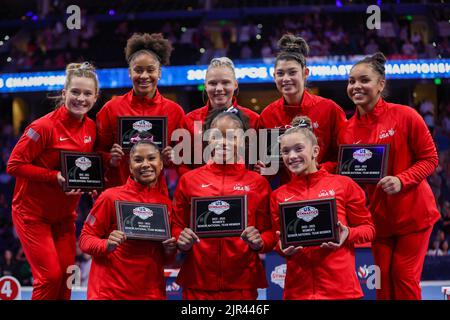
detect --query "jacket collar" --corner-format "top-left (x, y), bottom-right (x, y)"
top-left (205, 96), bottom-right (239, 112)
top-left (128, 88), bottom-right (163, 106)
top-left (279, 90), bottom-right (313, 113)
top-left (290, 167), bottom-right (328, 186)
top-left (58, 106), bottom-right (86, 127)
top-left (125, 176), bottom-right (159, 193)
top-left (354, 97), bottom-right (387, 124)
top-left (206, 160), bottom-right (246, 176)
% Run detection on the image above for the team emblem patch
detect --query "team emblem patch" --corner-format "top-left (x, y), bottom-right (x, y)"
top-left (296, 206), bottom-right (319, 222)
top-left (133, 207), bottom-right (153, 220)
top-left (208, 200), bottom-right (230, 215)
top-left (132, 120), bottom-right (152, 132)
top-left (353, 148), bottom-right (372, 163)
top-left (75, 157), bottom-right (92, 171)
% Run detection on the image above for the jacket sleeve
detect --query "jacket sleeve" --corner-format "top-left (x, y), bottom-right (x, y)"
top-left (6, 121), bottom-right (59, 182)
top-left (396, 109), bottom-right (438, 191)
top-left (344, 179), bottom-right (376, 245)
top-left (254, 179), bottom-right (276, 253)
top-left (171, 176), bottom-right (191, 241)
top-left (79, 193), bottom-right (114, 257)
top-left (320, 102), bottom-right (347, 173)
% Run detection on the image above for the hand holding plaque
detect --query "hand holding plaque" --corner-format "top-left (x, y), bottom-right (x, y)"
top-left (338, 144), bottom-right (389, 183)
top-left (115, 201), bottom-right (171, 241)
top-left (279, 198), bottom-right (339, 248)
top-left (191, 195), bottom-right (247, 238)
top-left (60, 151), bottom-right (104, 192)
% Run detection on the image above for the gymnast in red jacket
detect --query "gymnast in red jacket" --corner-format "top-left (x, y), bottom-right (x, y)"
top-left (338, 52), bottom-right (440, 300)
top-left (178, 57), bottom-right (259, 176)
top-left (95, 33), bottom-right (185, 194)
top-left (7, 62), bottom-right (99, 300)
top-left (271, 116), bottom-right (375, 300)
top-left (256, 34), bottom-right (346, 183)
top-left (79, 140), bottom-right (177, 300)
top-left (172, 109), bottom-right (276, 300)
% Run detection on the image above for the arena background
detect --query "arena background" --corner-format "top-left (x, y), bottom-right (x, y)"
top-left (0, 0), bottom-right (449, 300)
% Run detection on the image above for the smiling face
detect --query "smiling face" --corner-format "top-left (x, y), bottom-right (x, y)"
top-left (62, 76), bottom-right (98, 120)
top-left (205, 66), bottom-right (238, 109)
top-left (208, 116), bottom-right (243, 164)
top-left (347, 63), bottom-right (385, 113)
top-left (129, 52), bottom-right (161, 98)
top-left (129, 143), bottom-right (163, 186)
top-left (280, 131), bottom-right (319, 176)
top-left (274, 59), bottom-right (309, 104)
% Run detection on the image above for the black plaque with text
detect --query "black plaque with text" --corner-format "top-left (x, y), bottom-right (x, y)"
top-left (191, 195), bottom-right (247, 238)
top-left (279, 198), bottom-right (339, 248)
top-left (117, 116), bottom-right (168, 151)
top-left (115, 201), bottom-right (171, 241)
top-left (338, 144), bottom-right (389, 183)
top-left (60, 151), bottom-right (104, 192)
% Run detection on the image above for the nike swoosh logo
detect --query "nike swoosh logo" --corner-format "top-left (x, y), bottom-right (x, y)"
top-left (284, 196), bottom-right (295, 202)
top-left (59, 137), bottom-right (69, 141)
top-left (353, 140), bottom-right (362, 144)
top-left (201, 184), bottom-right (211, 188)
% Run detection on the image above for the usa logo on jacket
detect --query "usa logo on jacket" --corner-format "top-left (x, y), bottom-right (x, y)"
top-left (379, 128), bottom-right (395, 140)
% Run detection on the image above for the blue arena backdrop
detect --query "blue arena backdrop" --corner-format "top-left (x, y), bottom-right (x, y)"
top-left (0, 59), bottom-right (449, 93)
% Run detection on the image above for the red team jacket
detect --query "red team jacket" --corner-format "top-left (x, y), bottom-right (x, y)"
top-left (172, 162), bottom-right (276, 291)
top-left (95, 89), bottom-right (185, 191)
top-left (271, 168), bottom-right (375, 299)
top-left (338, 99), bottom-right (440, 237)
top-left (258, 91), bottom-right (347, 175)
top-left (7, 106), bottom-right (96, 223)
top-left (79, 177), bottom-right (173, 300)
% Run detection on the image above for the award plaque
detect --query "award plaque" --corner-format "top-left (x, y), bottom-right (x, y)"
top-left (117, 116), bottom-right (168, 151)
top-left (60, 151), bottom-right (104, 192)
top-left (279, 198), bottom-right (339, 248)
top-left (191, 195), bottom-right (247, 238)
top-left (338, 144), bottom-right (389, 183)
top-left (258, 128), bottom-right (286, 164)
top-left (115, 201), bottom-right (171, 241)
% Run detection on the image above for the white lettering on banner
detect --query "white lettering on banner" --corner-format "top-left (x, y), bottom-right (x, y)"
top-left (5, 75), bottom-right (65, 88)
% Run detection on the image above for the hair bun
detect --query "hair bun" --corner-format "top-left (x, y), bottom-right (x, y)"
top-left (291, 115), bottom-right (313, 130)
top-left (278, 34), bottom-right (309, 57)
top-left (65, 62), bottom-right (96, 74)
top-left (371, 52), bottom-right (386, 66)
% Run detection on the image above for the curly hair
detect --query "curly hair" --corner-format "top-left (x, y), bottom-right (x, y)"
top-left (124, 33), bottom-right (173, 66)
